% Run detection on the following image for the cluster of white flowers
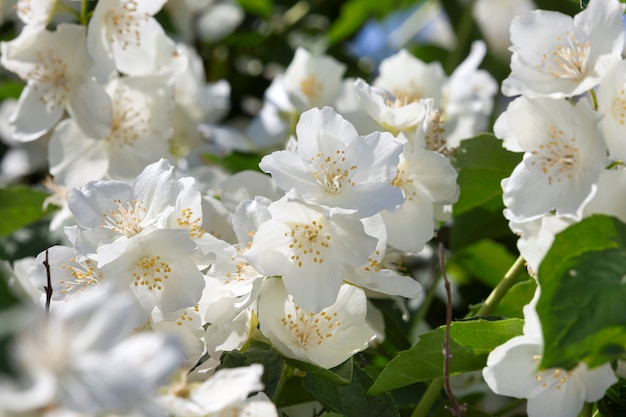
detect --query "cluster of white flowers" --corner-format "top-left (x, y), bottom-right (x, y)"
top-left (0, 0), bottom-right (502, 415)
top-left (483, 0), bottom-right (626, 415)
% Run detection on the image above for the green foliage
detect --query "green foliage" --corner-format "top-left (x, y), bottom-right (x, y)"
top-left (449, 134), bottom-right (521, 251)
top-left (368, 318), bottom-right (523, 395)
top-left (218, 347), bottom-right (285, 399)
top-left (236, 0), bottom-right (273, 19)
top-left (285, 357), bottom-right (353, 385)
top-left (451, 239), bottom-right (518, 287)
top-left (538, 215), bottom-right (626, 369)
top-left (303, 361), bottom-right (399, 417)
top-left (0, 187), bottom-right (55, 238)
top-left (599, 378), bottom-right (626, 417)
top-left (451, 134), bottom-right (521, 217)
top-left (326, 0), bottom-right (422, 46)
top-left (204, 152), bottom-right (264, 173)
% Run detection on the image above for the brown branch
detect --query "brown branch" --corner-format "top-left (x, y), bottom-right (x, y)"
top-left (438, 242), bottom-right (466, 417)
top-left (43, 249), bottom-right (52, 314)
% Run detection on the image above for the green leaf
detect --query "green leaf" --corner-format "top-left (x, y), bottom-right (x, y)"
top-left (0, 187), bottom-right (54, 238)
top-left (326, 0), bottom-right (371, 46)
top-left (451, 134), bottom-right (522, 216)
top-left (304, 361), bottom-right (399, 417)
top-left (599, 377), bottom-right (626, 417)
top-left (217, 347), bottom-right (284, 399)
top-left (236, 0), bottom-right (272, 19)
top-left (537, 215), bottom-right (626, 369)
top-left (449, 197), bottom-right (513, 250)
top-left (368, 318), bottom-right (523, 395)
top-left (285, 357), bottom-right (353, 386)
top-left (450, 239), bottom-right (518, 288)
top-left (204, 152), bottom-right (264, 173)
top-left (490, 279), bottom-right (537, 319)
top-left (0, 81), bottom-right (24, 100)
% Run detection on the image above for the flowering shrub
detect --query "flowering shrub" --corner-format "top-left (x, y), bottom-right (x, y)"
top-left (1, 0), bottom-right (626, 416)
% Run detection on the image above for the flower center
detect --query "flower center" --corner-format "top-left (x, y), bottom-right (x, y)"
top-left (300, 74), bottom-right (323, 101)
top-left (100, 198), bottom-right (147, 237)
top-left (528, 126), bottom-right (580, 186)
top-left (285, 218), bottom-right (331, 268)
top-left (537, 31), bottom-right (590, 80)
top-left (533, 355), bottom-right (572, 390)
top-left (105, 0), bottom-right (149, 49)
top-left (106, 86), bottom-right (153, 147)
top-left (28, 48), bottom-right (70, 112)
top-left (59, 257), bottom-right (103, 296)
top-left (132, 255), bottom-right (171, 291)
top-left (311, 150), bottom-right (357, 194)
top-left (281, 305), bottom-right (341, 348)
top-left (176, 208), bottom-right (206, 240)
top-left (611, 88), bottom-right (626, 126)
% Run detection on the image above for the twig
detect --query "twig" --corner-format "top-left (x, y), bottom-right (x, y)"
top-left (43, 249), bottom-right (52, 314)
top-left (439, 243), bottom-right (466, 417)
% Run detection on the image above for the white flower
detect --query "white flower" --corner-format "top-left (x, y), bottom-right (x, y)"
top-left (597, 58), bottom-right (626, 161)
top-left (0, 286), bottom-right (183, 416)
top-left (259, 107), bottom-right (404, 217)
top-left (483, 287), bottom-right (617, 417)
top-left (283, 47), bottom-right (346, 112)
top-left (348, 214), bottom-right (422, 299)
top-left (165, 0), bottom-right (244, 43)
top-left (245, 192), bottom-right (377, 312)
top-left (374, 49), bottom-right (446, 109)
top-left (15, 0), bottom-right (55, 28)
top-left (158, 364), bottom-right (277, 417)
top-left (1, 24), bottom-right (112, 141)
top-left (502, 0), bottom-right (625, 98)
top-left (67, 159), bottom-right (184, 262)
top-left (258, 277), bottom-right (376, 369)
top-left (100, 228), bottom-right (205, 314)
top-left (472, 0), bottom-right (536, 58)
top-left (381, 140), bottom-right (459, 253)
top-left (87, 0), bottom-right (175, 80)
top-left (49, 75), bottom-right (175, 185)
top-left (442, 40), bottom-right (498, 148)
top-left (29, 245), bottom-right (105, 302)
top-left (497, 96), bottom-right (607, 222)
top-left (354, 78), bottom-right (429, 135)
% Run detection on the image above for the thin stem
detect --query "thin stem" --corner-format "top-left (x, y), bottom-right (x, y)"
top-left (411, 378), bottom-right (444, 417)
top-left (475, 255), bottom-right (526, 317)
top-left (80, 0), bottom-right (89, 25)
top-left (581, 402), bottom-right (593, 417)
top-left (411, 268), bottom-right (442, 333)
top-left (43, 249), bottom-right (52, 314)
top-left (272, 361), bottom-right (294, 402)
top-left (439, 243), bottom-right (465, 416)
top-left (589, 88), bottom-right (598, 111)
top-left (411, 255), bottom-right (526, 417)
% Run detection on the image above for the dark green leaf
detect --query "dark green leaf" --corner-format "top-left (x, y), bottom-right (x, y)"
top-left (538, 215), bottom-right (626, 369)
top-left (537, 216), bottom-right (626, 369)
top-left (0, 81), bottom-right (23, 100)
top-left (236, 0), bottom-right (273, 19)
top-left (490, 279), bottom-right (537, 319)
top-left (599, 377), bottom-right (626, 417)
top-left (0, 187), bottom-right (55, 238)
top-left (285, 357), bottom-right (353, 386)
top-left (204, 151), bottom-right (264, 173)
top-left (217, 347), bottom-right (284, 399)
top-left (451, 239), bottom-right (518, 288)
top-left (449, 197), bottom-right (513, 250)
top-left (326, 0), bottom-right (371, 46)
top-left (369, 318), bottom-right (523, 395)
top-left (304, 361), bottom-right (399, 417)
top-left (451, 134), bottom-right (521, 216)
